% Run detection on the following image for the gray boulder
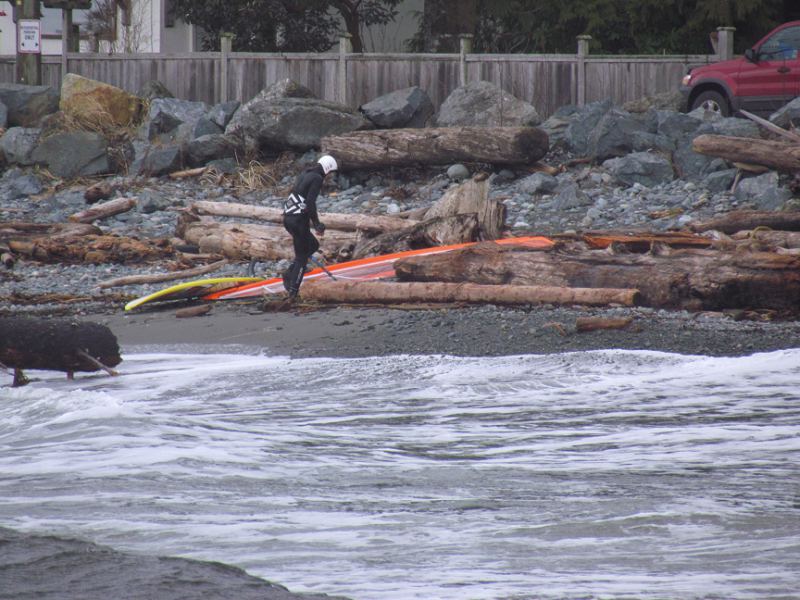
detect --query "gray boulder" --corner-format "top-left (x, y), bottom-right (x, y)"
top-left (0, 100), bottom-right (7, 129)
top-left (360, 86), bottom-right (434, 128)
top-left (446, 163), bottom-right (470, 182)
top-left (517, 172), bottom-right (558, 194)
top-left (699, 116), bottom-right (761, 138)
top-left (130, 143), bottom-right (183, 177)
top-left (769, 97), bottom-right (800, 129)
top-left (208, 101), bottom-right (241, 129)
top-left (1, 167), bottom-right (43, 199)
top-left (653, 109), bottom-right (704, 143)
top-left (0, 84), bottom-right (59, 127)
top-left (434, 80), bottom-right (540, 127)
top-left (193, 117), bottom-right (223, 138)
top-left (258, 78), bottom-right (315, 101)
top-left (185, 134), bottom-right (240, 167)
top-left (562, 99), bottom-right (613, 156)
top-left (225, 96), bottom-right (370, 154)
top-left (702, 168), bottom-right (737, 193)
top-left (603, 151), bottom-right (674, 187)
top-left (140, 97), bottom-right (210, 142)
top-left (734, 171), bottom-right (792, 210)
top-left (672, 140), bottom-right (722, 181)
top-left (587, 109), bottom-right (654, 160)
top-left (31, 131), bottom-right (110, 178)
top-left (0, 127), bottom-right (41, 166)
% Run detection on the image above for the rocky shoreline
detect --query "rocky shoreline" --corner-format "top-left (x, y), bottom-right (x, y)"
top-left (2, 79), bottom-right (800, 360)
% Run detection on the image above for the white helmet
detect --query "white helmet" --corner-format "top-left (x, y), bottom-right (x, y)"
top-left (317, 154), bottom-right (338, 174)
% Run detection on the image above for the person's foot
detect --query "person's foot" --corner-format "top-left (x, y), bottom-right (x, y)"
top-left (281, 270), bottom-right (291, 292)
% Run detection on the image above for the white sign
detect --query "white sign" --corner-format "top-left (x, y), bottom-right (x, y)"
top-left (18, 19), bottom-right (41, 54)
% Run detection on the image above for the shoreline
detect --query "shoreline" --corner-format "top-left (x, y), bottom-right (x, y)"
top-left (91, 299), bottom-right (800, 359)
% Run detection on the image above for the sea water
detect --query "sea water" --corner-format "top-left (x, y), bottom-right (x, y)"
top-left (1, 348), bottom-right (799, 599)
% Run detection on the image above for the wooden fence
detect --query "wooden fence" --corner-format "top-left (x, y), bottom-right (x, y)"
top-left (0, 47), bottom-right (715, 118)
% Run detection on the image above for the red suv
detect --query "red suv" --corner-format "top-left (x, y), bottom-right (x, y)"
top-left (681, 21), bottom-right (800, 117)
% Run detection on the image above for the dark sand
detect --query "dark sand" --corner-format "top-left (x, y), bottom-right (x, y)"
top-left (96, 298), bottom-right (800, 358)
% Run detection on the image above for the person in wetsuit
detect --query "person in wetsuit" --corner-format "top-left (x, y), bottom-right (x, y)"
top-left (282, 154), bottom-right (338, 298)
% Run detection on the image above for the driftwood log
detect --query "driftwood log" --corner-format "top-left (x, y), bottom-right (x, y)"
top-left (301, 280), bottom-right (640, 307)
top-left (8, 234), bottom-right (173, 264)
top-left (0, 317), bottom-right (121, 387)
top-left (393, 242), bottom-right (800, 311)
top-left (692, 135), bottom-right (800, 172)
top-left (97, 259), bottom-right (229, 289)
top-left (321, 126), bottom-right (549, 169)
top-left (177, 214), bottom-right (361, 261)
top-left (423, 175), bottom-right (505, 239)
top-left (690, 210), bottom-right (800, 234)
top-left (0, 222), bottom-right (101, 241)
top-left (189, 200), bottom-right (416, 234)
top-left (352, 214), bottom-right (479, 259)
top-left (69, 197), bottom-right (137, 223)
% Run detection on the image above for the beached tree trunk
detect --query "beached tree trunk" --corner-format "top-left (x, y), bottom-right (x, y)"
top-left (0, 222), bottom-right (102, 240)
top-left (7, 234), bottom-right (173, 264)
top-left (423, 175), bottom-right (505, 239)
top-left (189, 200), bottom-right (417, 234)
top-left (320, 126), bottom-right (549, 168)
top-left (68, 197), bottom-right (137, 224)
top-left (177, 216), bottom-right (361, 261)
top-left (692, 135), bottom-right (800, 172)
top-left (393, 242), bottom-right (800, 311)
top-left (352, 214), bottom-right (479, 259)
top-left (689, 210), bottom-right (800, 234)
top-left (301, 279), bottom-right (640, 307)
top-left (0, 317), bottom-right (121, 387)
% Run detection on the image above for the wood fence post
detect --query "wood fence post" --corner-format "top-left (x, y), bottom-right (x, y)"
top-left (576, 34), bottom-right (591, 106)
top-left (338, 34), bottom-right (352, 105)
top-left (459, 34), bottom-right (473, 87)
top-left (16, 0), bottom-right (42, 85)
top-left (716, 27), bottom-right (735, 61)
top-left (220, 32), bottom-right (233, 104)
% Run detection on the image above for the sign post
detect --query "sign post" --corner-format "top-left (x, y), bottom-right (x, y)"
top-left (15, 0), bottom-right (42, 85)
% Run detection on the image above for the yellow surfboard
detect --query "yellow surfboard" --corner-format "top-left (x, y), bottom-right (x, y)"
top-left (124, 277), bottom-right (262, 311)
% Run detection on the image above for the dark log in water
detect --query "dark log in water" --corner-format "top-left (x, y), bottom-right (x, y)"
top-left (0, 317), bottom-right (122, 386)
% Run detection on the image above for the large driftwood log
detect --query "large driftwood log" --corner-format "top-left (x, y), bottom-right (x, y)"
top-left (301, 280), bottom-right (640, 307)
top-left (352, 214), bottom-right (479, 259)
top-left (68, 197), bottom-right (137, 223)
top-left (393, 242), bottom-right (800, 311)
top-left (0, 222), bottom-right (101, 241)
top-left (690, 210), bottom-right (800, 234)
top-left (321, 126), bottom-right (549, 169)
top-left (692, 135), bottom-right (800, 172)
top-left (177, 215), bottom-right (360, 261)
top-left (730, 229), bottom-right (800, 249)
top-left (189, 200), bottom-right (416, 234)
top-left (0, 317), bottom-right (121, 386)
top-left (424, 175), bottom-right (505, 240)
top-left (8, 235), bottom-right (173, 264)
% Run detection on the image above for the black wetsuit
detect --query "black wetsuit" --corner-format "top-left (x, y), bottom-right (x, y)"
top-left (282, 164), bottom-right (325, 296)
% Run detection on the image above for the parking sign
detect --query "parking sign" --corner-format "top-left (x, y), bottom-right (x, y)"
top-left (18, 19), bottom-right (41, 54)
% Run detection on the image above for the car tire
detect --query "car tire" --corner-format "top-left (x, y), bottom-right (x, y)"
top-left (690, 90), bottom-right (731, 117)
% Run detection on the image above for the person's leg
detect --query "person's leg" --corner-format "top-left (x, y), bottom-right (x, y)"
top-left (285, 219), bottom-right (318, 298)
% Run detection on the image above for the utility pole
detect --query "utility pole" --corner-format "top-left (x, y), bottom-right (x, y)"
top-left (15, 0), bottom-right (42, 85)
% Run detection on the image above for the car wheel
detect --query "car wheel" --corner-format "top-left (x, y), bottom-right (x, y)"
top-left (690, 90), bottom-right (731, 117)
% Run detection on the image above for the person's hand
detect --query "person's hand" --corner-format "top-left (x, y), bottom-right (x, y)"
top-left (314, 222), bottom-right (326, 235)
